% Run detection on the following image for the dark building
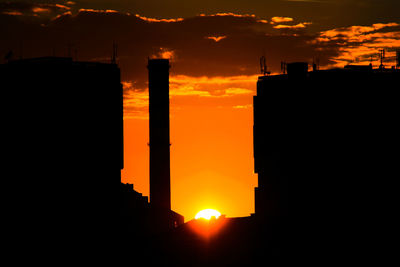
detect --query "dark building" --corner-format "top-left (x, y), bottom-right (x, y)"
top-left (1, 56), bottom-right (186, 263)
top-left (148, 58), bottom-right (171, 211)
top-left (120, 182), bottom-right (151, 235)
top-left (147, 58), bottom-right (183, 230)
top-left (254, 63), bottom-right (399, 258)
top-left (1, 57), bottom-right (124, 249)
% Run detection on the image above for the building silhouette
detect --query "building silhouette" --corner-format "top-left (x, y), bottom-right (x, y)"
top-left (1, 56), bottom-right (126, 261)
top-left (1, 56), bottom-right (123, 225)
top-left (148, 59), bottom-right (171, 209)
top-left (0, 56), bottom-right (183, 263)
top-left (253, 62), bottom-right (399, 261)
top-left (148, 58), bottom-right (184, 231)
top-left (3, 55), bottom-right (397, 265)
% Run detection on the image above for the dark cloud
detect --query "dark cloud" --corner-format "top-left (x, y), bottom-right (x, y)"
top-left (314, 23), bottom-right (400, 66)
top-left (0, 10), bottom-right (330, 83)
top-left (1, 8), bottom-right (398, 92)
top-left (1, 0), bottom-right (399, 31)
top-left (0, 1), bottom-right (70, 17)
top-left (1, 6), bottom-right (399, 118)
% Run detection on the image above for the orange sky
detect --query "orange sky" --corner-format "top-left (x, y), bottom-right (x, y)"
top-left (122, 75), bottom-right (258, 221)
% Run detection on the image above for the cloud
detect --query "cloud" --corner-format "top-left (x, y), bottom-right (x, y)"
top-left (270, 17), bottom-right (312, 32)
top-left (169, 75), bottom-right (256, 97)
top-left (318, 23), bottom-right (399, 41)
top-left (150, 47), bottom-right (176, 60)
top-left (122, 81), bottom-right (149, 119)
top-left (271, 17), bottom-right (294, 24)
top-left (1, 7), bottom-right (398, 115)
top-left (0, 9), bottom-right (335, 88)
top-left (257, 19), bottom-right (268, 24)
top-left (41, 9), bottom-right (316, 80)
top-left (123, 74), bottom-right (257, 118)
top-left (273, 22), bottom-right (312, 29)
top-left (32, 7), bottom-right (52, 14)
top-left (1, 11), bottom-right (23, 16)
top-left (79, 8), bottom-right (119, 14)
top-left (135, 14), bottom-right (184, 23)
top-left (233, 104), bottom-right (252, 109)
top-left (205, 36), bottom-right (227, 42)
top-left (314, 22), bottom-right (400, 67)
top-left (0, 2), bottom-right (70, 17)
top-left (199, 12), bottom-right (269, 24)
top-left (200, 12), bottom-right (256, 18)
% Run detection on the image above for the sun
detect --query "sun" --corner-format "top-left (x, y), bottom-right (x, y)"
top-left (195, 209), bottom-right (221, 220)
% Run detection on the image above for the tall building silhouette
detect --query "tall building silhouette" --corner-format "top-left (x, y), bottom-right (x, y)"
top-left (1, 56), bottom-right (124, 258)
top-left (148, 59), bottom-right (172, 211)
top-left (0, 56), bottom-right (181, 263)
top-left (147, 58), bottom-right (183, 231)
top-left (253, 63), bottom-right (399, 260)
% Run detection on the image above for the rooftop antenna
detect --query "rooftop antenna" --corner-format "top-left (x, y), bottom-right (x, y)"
top-left (312, 57), bottom-right (319, 71)
top-left (260, 56), bottom-right (270, 75)
top-left (379, 48), bottom-right (385, 70)
top-left (281, 61), bottom-right (287, 74)
top-left (111, 42), bottom-right (118, 64)
top-left (369, 55), bottom-right (373, 68)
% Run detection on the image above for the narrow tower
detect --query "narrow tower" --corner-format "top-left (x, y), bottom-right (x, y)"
top-left (148, 58), bottom-right (171, 211)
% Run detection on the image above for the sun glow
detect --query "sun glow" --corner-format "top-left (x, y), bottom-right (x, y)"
top-left (195, 209), bottom-right (221, 220)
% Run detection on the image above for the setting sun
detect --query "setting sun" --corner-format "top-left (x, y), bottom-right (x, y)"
top-left (195, 209), bottom-right (222, 220)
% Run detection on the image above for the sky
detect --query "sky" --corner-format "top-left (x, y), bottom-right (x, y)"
top-left (1, 0), bottom-right (399, 220)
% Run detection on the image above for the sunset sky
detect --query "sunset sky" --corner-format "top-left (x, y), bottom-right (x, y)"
top-left (1, 0), bottom-right (399, 220)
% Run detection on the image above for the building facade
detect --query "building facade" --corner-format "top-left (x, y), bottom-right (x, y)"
top-left (1, 57), bottom-right (124, 238)
top-left (254, 63), bottom-right (399, 236)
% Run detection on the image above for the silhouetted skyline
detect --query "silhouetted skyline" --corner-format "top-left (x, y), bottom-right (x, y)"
top-left (1, 2), bottom-right (399, 220)
top-left (2, 50), bottom-right (399, 265)
top-left (2, 3), bottom-right (399, 265)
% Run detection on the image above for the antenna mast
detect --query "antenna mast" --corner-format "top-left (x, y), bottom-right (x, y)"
top-left (312, 57), bottom-right (319, 72)
top-left (111, 42), bottom-right (118, 64)
top-left (260, 56), bottom-right (270, 75)
top-left (379, 48), bottom-right (385, 70)
top-left (281, 61), bottom-right (287, 74)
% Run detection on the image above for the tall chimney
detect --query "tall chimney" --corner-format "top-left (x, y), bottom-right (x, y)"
top-left (148, 59), bottom-right (171, 211)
